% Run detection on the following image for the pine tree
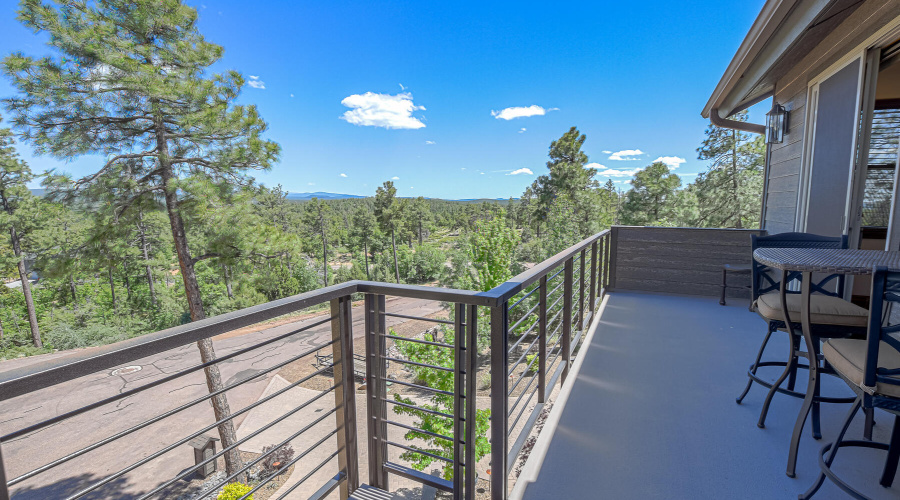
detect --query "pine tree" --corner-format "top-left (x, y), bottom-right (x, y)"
top-left (620, 162), bottom-right (682, 225)
top-left (0, 120), bottom-right (42, 347)
top-left (302, 198), bottom-right (334, 286)
top-left (374, 181), bottom-right (401, 283)
top-left (695, 110), bottom-right (765, 228)
top-left (350, 206), bottom-right (378, 280)
top-left (3, 0), bottom-right (280, 479)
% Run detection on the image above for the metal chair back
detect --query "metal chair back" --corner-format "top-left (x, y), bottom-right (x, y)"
top-left (750, 232), bottom-right (848, 302)
top-left (863, 267), bottom-right (900, 396)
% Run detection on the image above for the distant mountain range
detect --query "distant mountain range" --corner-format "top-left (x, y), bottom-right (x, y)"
top-left (285, 191), bottom-right (366, 201)
top-left (31, 188), bottom-right (513, 203)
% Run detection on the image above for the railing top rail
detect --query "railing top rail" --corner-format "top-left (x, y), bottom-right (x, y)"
top-left (494, 229), bottom-right (610, 302)
top-left (0, 229), bottom-right (613, 400)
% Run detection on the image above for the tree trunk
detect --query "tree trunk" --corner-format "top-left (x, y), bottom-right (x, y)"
top-left (731, 129), bottom-right (742, 229)
top-left (138, 210), bottom-right (157, 307)
top-left (418, 221), bottom-right (423, 246)
top-left (0, 314), bottom-right (5, 340)
top-left (108, 266), bottom-right (118, 314)
top-left (391, 227), bottom-right (400, 283)
top-left (123, 257), bottom-right (132, 303)
top-left (9, 227), bottom-right (40, 348)
top-left (322, 227), bottom-right (328, 287)
top-left (155, 118), bottom-right (244, 481)
top-left (223, 265), bottom-right (234, 299)
top-left (363, 238), bottom-right (370, 280)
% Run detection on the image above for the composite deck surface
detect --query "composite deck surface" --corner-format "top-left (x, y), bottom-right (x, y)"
top-left (517, 292), bottom-right (900, 500)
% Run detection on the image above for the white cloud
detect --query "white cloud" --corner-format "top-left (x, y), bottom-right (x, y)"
top-left (491, 105), bottom-right (557, 120)
top-left (602, 150), bottom-right (612, 154)
top-left (507, 168), bottom-right (533, 176)
top-left (585, 162), bottom-right (605, 170)
top-left (340, 173), bottom-right (347, 177)
top-left (399, 83), bottom-right (407, 91)
top-left (340, 92), bottom-right (426, 129)
top-left (653, 156), bottom-right (686, 169)
top-left (247, 75), bottom-right (265, 89)
top-left (596, 168), bottom-right (642, 177)
top-left (480, 172), bottom-right (485, 175)
top-left (425, 140), bottom-right (435, 145)
top-left (290, 93), bottom-right (294, 98)
top-left (608, 149), bottom-right (644, 160)
top-left (518, 128), bottom-right (526, 133)
top-left (391, 176), bottom-right (400, 180)
top-left (308, 182), bottom-right (315, 186)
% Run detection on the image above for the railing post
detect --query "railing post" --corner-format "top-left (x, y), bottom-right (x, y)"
top-left (0, 443), bottom-right (9, 500)
top-left (490, 303), bottom-right (509, 500)
top-left (578, 249), bottom-right (586, 331)
top-left (364, 293), bottom-right (389, 490)
top-left (331, 295), bottom-right (359, 499)
top-left (562, 258), bottom-right (573, 382)
top-left (453, 303), bottom-right (465, 500)
top-left (589, 241), bottom-right (597, 313)
top-left (538, 276), bottom-right (548, 403)
top-left (465, 304), bottom-right (478, 500)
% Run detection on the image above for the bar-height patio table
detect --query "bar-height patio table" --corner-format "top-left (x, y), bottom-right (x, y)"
top-left (753, 247), bottom-right (900, 478)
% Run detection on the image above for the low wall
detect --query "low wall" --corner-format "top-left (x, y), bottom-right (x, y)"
top-left (608, 226), bottom-right (764, 298)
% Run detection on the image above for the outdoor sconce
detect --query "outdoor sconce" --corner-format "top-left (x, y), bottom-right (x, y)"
top-left (188, 435), bottom-right (220, 478)
top-left (766, 103), bottom-right (788, 144)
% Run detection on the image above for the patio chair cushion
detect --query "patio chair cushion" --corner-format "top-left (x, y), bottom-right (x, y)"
top-left (755, 292), bottom-right (868, 327)
top-left (823, 338), bottom-right (900, 398)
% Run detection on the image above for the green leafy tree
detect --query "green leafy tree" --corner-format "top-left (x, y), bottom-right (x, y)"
top-left (468, 212), bottom-right (519, 291)
top-left (695, 110), bottom-right (765, 228)
top-left (619, 162), bottom-right (682, 225)
top-left (3, 0), bottom-right (280, 479)
top-left (391, 326), bottom-right (491, 480)
top-left (0, 120), bottom-right (42, 347)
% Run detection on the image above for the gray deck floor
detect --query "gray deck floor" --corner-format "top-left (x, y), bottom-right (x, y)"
top-left (518, 292), bottom-right (900, 500)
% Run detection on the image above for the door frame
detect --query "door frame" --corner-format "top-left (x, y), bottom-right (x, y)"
top-left (794, 15), bottom-right (900, 237)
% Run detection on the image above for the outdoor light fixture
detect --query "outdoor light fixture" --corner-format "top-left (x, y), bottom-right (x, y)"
top-left (766, 103), bottom-right (788, 144)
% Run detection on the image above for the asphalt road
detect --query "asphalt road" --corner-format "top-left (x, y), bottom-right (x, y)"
top-left (0, 295), bottom-right (443, 499)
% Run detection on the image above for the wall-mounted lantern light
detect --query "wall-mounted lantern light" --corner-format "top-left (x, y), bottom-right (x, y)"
top-left (766, 103), bottom-right (788, 144)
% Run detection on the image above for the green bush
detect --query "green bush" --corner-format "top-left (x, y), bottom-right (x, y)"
top-left (217, 482), bottom-right (253, 500)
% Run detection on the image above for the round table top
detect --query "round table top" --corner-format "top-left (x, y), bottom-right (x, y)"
top-left (753, 247), bottom-right (900, 275)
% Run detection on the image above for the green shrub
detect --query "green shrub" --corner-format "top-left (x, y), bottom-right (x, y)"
top-left (217, 482), bottom-right (253, 500)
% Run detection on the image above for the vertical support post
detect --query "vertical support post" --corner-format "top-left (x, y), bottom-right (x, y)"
top-left (538, 276), bottom-right (548, 403)
top-left (364, 293), bottom-right (388, 490)
top-left (578, 249), bottom-right (586, 331)
top-left (490, 304), bottom-right (509, 500)
top-left (607, 229), bottom-right (616, 293)
top-left (589, 241), bottom-right (597, 313)
top-left (331, 296), bottom-right (359, 499)
top-left (453, 303), bottom-right (465, 500)
top-left (562, 258), bottom-right (573, 382)
top-left (600, 234), bottom-right (607, 297)
top-left (0, 443), bottom-right (9, 500)
top-left (465, 304), bottom-right (478, 500)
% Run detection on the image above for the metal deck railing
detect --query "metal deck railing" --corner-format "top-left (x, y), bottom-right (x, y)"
top-left (0, 229), bottom-right (613, 500)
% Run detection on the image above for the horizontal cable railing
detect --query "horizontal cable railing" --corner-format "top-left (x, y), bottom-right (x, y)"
top-left (0, 228), bottom-right (613, 500)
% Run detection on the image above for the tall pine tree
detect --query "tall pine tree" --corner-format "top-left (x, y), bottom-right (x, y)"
top-left (3, 0), bottom-right (280, 479)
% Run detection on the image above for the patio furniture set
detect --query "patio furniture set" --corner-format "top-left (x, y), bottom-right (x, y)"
top-left (738, 232), bottom-right (900, 498)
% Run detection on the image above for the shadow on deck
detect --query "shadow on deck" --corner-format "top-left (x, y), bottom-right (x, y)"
top-left (516, 292), bottom-right (900, 499)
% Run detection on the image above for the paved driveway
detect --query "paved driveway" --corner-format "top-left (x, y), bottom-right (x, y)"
top-left (0, 296), bottom-right (442, 499)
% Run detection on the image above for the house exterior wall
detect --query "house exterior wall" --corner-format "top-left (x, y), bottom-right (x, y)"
top-left (763, 0), bottom-right (900, 234)
top-left (608, 226), bottom-right (764, 298)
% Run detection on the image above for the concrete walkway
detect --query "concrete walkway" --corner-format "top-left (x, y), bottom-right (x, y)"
top-left (515, 292), bottom-right (900, 500)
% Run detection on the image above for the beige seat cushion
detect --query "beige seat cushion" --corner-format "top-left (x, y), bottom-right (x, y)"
top-left (755, 292), bottom-right (868, 327)
top-left (823, 338), bottom-right (900, 398)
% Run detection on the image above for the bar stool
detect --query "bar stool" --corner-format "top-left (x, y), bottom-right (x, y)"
top-left (736, 233), bottom-right (866, 438)
top-left (801, 266), bottom-right (900, 499)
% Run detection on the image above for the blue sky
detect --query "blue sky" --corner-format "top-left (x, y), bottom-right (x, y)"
top-left (0, 0), bottom-right (768, 200)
